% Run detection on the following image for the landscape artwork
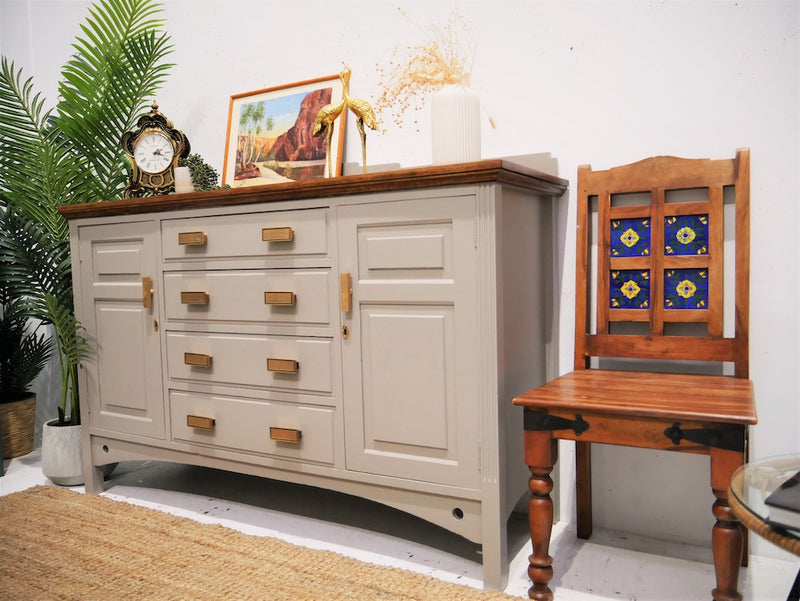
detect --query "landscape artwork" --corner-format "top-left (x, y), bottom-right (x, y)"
top-left (223, 75), bottom-right (346, 187)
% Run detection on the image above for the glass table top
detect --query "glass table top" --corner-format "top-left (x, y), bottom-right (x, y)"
top-left (729, 454), bottom-right (800, 556)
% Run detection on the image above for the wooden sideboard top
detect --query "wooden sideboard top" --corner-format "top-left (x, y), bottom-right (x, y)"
top-left (59, 159), bottom-right (569, 220)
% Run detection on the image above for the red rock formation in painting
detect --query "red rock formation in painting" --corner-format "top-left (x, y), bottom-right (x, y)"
top-left (268, 88), bottom-right (331, 162)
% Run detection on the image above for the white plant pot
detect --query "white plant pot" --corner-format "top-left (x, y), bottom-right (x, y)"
top-left (173, 166), bottom-right (194, 194)
top-left (41, 419), bottom-right (84, 486)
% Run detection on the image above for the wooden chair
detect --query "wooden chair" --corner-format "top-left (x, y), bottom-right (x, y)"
top-left (513, 149), bottom-right (756, 601)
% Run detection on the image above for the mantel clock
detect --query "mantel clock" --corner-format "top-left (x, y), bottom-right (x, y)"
top-left (122, 102), bottom-right (190, 198)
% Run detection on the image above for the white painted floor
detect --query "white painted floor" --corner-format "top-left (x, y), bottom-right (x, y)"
top-left (2, 450), bottom-right (797, 601)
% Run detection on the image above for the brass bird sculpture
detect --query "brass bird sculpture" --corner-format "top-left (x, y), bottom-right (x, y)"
top-left (312, 94), bottom-right (346, 177)
top-left (340, 64), bottom-right (378, 174)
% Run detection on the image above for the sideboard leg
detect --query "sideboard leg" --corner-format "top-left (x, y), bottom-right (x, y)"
top-left (84, 464), bottom-right (105, 494)
top-left (82, 437), bottom-right (105, 494)
top-left (480, 502), bottom-right (509, 591)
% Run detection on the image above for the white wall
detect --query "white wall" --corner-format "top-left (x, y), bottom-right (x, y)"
top-left (2, 0), bottom-right (798, 560)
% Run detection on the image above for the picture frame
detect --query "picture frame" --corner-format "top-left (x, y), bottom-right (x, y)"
top-left (222, 74), bottom-right (346, 187)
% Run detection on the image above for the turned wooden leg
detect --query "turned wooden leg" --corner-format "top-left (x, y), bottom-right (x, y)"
top-left (710, 448), bottom-right (744, 601)
top-left (524, 430), bottom-right (558, 601)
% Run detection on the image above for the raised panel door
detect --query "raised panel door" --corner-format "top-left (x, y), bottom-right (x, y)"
top-left (77, 221), bottom-right (164, 438)
top-left (337, 195), bottom-right (481, 488)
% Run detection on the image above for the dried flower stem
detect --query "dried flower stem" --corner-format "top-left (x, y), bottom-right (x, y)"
top-left (374, 8), bottom-right (476, 132)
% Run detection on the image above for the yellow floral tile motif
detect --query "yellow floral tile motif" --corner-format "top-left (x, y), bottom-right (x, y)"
top-left (665, 269), bottom-right (708, 309)
top-left (676, 279), bottom-right (697, 299)
top-left (611, 218), bottom-right (650, 257)
top-left (676, 227), bottom-right (696, 245)
top-left (621, 280), bottom-right (641, 299)
top-left (665, 215), bottom-right (708, 255)
top-left (610, 270), bottom-right (650, 309)
top-left (621, 228), bottom-right (640, 248)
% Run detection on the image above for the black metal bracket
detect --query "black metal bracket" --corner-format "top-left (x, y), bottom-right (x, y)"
top-left (663, 422), bottom-right (745, 452)
top-left (524, 409), bottom-right (590, 436)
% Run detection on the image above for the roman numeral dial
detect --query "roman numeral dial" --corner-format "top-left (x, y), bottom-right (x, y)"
top-left (134, 131), bottom-right (175, 174)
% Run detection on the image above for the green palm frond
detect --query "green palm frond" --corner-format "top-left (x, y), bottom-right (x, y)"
top-left (0, 56), bottom-right (50, 157)
top-left (41, 292), bottom-right (89, 424)
top-left (0, 295), bottom-right (53, 398)
top-left (0, 0), bottom-right (172, 424)
top-left (12, 327), bottom-right (53, 396)
top-left (56, 0), bottom-right (174, 201)
top-left (0, 130), bottom-right (91, 241)
top-left (0, 60), bottom-right (76, 240)
top-left (43, 294), bottom-right (90, 364)
top-left (0, 205), bottom-right (72, 308)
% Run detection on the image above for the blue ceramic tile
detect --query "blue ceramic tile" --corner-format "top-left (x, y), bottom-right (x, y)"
top-left (665, 215), bottom-right (708, 255)
top-left (611, 218), bottom-right (651, 257)
top-left (664, 268), bottom-right (708, 309)
top-left (610, 269), bottom-right (650, 309)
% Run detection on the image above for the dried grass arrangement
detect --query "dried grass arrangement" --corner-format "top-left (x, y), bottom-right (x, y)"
top-left (373, 9), bottom-right (478, 132)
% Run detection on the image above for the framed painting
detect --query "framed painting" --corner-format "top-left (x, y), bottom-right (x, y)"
top-left (222, 74), bottom-right (346, 187)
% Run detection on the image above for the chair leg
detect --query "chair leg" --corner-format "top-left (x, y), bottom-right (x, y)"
top-left (524, 431), bottom-right (558, 601)
top-left (710, 447), bottom-right (744, 601)
top-left (576, 440), bottom-right (592, 539)
top-left (741, 523), bottom-right (749, 567)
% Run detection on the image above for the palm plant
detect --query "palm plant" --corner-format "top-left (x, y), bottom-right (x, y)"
top-left (0, 0), bottom-right (174, 425)
top-left (0, 277), bottom-right (52, 403)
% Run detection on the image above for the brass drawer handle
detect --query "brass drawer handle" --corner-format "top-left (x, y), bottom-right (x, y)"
top-left (181, 291), bottom-right (209, 305)
top-left (262, 226), bottom-right (294, 242)
top-left (187, 415), bottom-right (215, 430)
top-left (264, 291), bottom-right (296, 306)
top-left (269, 427), bottom-right (302, 444)
top-left (184, 352), bottom-right (212, 367)
top-left (267, 358), bottom-right (299, 373)
top-left (178, 231), bottom-right (207, 246)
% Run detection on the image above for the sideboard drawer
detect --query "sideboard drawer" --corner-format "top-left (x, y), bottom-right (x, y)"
top-left (161, 208), bottom-right (328, 260)
top-left (166, 331), bottom-right (333, 394)
top-left (163, 269), bottom-right (331, 325)
top-left (170, 390), bottom-right (335, 464)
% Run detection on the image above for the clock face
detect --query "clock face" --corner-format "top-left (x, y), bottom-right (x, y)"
top-left (133, 131), bottom-right (175, 174)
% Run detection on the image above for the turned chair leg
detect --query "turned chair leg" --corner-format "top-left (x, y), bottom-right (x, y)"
top-left (525, 432), bottom-right (558, 601)
top-left (711, 486), bottom-right (744, 601)
top-left (710, 448), bottom-right (745, 601)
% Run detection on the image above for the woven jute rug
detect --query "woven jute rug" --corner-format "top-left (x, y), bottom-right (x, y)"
top-left (0, 485), bottom-right (523, 600)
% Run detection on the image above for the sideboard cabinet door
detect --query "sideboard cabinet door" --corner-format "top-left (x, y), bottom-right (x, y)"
top-left (75, 221), bottom-right (165, 438)
top-left (338, 196), bottom-right (481, 488)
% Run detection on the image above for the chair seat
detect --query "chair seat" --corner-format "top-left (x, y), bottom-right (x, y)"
top-left (515, 369), bottom-right (757, 425)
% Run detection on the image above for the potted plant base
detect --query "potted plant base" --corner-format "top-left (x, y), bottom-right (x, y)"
top-left (0, 393), bottom-right (36, 458)
top-left (41, 418), bottom-right (83, 486)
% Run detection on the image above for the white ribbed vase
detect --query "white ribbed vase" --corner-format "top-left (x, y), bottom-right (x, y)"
top-left (41, 419), bottom-right (84, 486)
top-left (431, 84), bottom-right (481, 165)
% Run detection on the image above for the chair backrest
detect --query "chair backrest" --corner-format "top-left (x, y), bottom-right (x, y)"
top-left (574, 148), bottom-right (750, 378)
